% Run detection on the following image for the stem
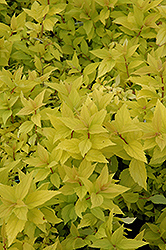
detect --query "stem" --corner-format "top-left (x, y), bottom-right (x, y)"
top-left (117, 132), bottom-right (128, 144)
top-left (78, 181), bottom-right (82, 186)
top-left (86, 196), bottom-right (90, 200)
top-left (11, 87), bottom-right (16, 94)
top-left (50, 167), bottom-right (53, 174)
top-left (136, 25), bottom-right (143, 37)
top-left (11, 114), bottom-right (14, 123)
top-left (3, 238), bottom-right (7, 250)
top-left (71, 130), bottom-right (74, 138)
top-left (60, 15), bottom-right (65, 23)
top-left (40, 14), bottom-right (47, 38)
top-left (160, 73), bottom-right (164, 101)
top-left (68, 62), bottom-right (83, 76)
top-left (124, 55), bottom-right (131, 87)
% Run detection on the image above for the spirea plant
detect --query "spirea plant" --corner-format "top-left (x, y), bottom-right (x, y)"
top-left (0, 0), bottom-right (166, 249)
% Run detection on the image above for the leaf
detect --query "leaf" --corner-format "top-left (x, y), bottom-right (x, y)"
top-left (83, 62), bottom-right (99, 75)
top-left (27, 208), bottom-right (45, 225)
top-left (43, 18), bottom-right (54, 31)
top-left (31, 113), bottom-right (41, 127)
top-left (150, 195), bottom-right (166, 204)
top-left (78, 213), bottom-right (97, 229)
top-left (78, 160), bottom-right (96, 179)
top-left (73, 238), bottom-right (87, 249)
top-left (91, 192), bottom-right (103, 208)
top-left (0, 0), bottom-right (7, 4)
top-left (6, 213), bottom-right (26, 247)
top-left (2, 110), bottom-right (12, 125)
top-left (0, 184), bottom-right (16, 203)
top-left (123, 141), bottom-right (147, 162)
top-left (75, 199), bottom-right (88, 218)
top-left (79, 139), bottom-right (92, 157)
top-left (117, 239), bottom-right (148, 249)
top-left (74, 186), bottom-right (87, 200)
top-left (91, 207), bottom-right (105, 221)
top-left (111, 226), bottom-right (123, 246)
top-left (61, 204), bottom-right (76, 224)
top-left (129, 159), bottom-right (147, 190)
top-left (19, 121), bottom-right (34, 134)
top-left (40, 207), bottom-right (62, 224)
top-left (156, 24), bottom-right (166, 46)
top-left (91, 239), bottom-right (112, 249)
top-left (25, 190), bottom-right (60, 209)
top-left (50, 173), bottom-right (60, 188)
top-left (15, 173), bottom-right (33, 200)
top-left (121, 217), bottom-right (137, 224)
top-left (37, 144), bottom-right (49, 163)
top-left (13, 206), bottom-right (28, 221)
top-left (96, 165), bottom-right (108, 189)
top-left (85, 149), bottom-right (108, 163)
top-left (122, 192), bottom-right (139, 203)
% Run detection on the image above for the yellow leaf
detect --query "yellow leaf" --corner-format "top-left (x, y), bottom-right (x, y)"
top-left (31, 113), bottom-right (41, 127)
top-left (83, 62), bottom-right (99, 76)
top-left (13, 206), bottom-right (28, 221)
top-left (25, 190), bottom-right (60, 209)
top-left (37, 144), bottom-right (49, 163)
top-left (79, 139), bottom-right (92, 157)
top-left (43, 18), bottom-right (54, 31)
top-left (6, 213), bottom-right (26, 247)
top-left (0, 0), bottom-right (7, 4)
top-left (85, 149), bottom-right (108, 163)
top-left (129, 159), bottom-right (147, 190)
top-left (75, 199), bottom-right (88, 218)
top-left (156, 24), bottom-right (166, 46)
top-left (15, 173), bottom-right (33, 200)
top-left (27, 208), bottom-right (45, 225)
top-left (91, 192), bottom-right (103, 208)
top-left (124, 141), bottom-right (147, 162)
top-left (19, 121), bottom-right (34, 134)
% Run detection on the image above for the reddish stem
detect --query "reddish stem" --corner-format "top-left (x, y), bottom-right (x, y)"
top-left (117, 132), bottom-right (128, 144)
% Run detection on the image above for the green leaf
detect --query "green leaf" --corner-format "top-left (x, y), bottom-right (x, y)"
top-left (117, 239), bottom-right (148, 249)
top-left (40, 207), bottom-right (62, 224)
top-left (150, 195), bottom-right (166, 204)
top-left (73, 238), bottom-right (87, 249)
top-left (91, 239), bottom-right (112, 249)
top-left (61, 204), bottom-right (77, 224)
top-left (78, 213), bottom-right (97, 229)
top-left (91, 207), bottom-right (105, 221)
top-left (111, 226), bottom-right (123, 246)
top-left (122, 192), bottom-right (139, 203)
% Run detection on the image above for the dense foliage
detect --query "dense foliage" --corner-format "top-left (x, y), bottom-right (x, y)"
top-left (0, 0), bottom-right (166, 249)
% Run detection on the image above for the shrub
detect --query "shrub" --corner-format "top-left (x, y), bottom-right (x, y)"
top-left (0, 0), bottom-right (166, 249)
